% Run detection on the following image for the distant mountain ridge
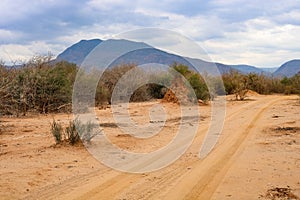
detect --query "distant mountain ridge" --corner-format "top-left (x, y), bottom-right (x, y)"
top-left (261, 67), bottom-right (278, 73)
top-left (56, 39), bottom-right (299, 77)
top-left (56, 39), bottom-right (102, 65)
top-left (230, 65), bottom-right (266, 74)
top-left (273, 59), bottom-right (300, 77)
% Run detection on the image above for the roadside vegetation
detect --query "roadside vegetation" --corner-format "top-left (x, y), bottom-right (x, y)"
top-left (0, 56), bottom-right (76, 116)
top-left (1, 55), bottom-right (299, 116)
top-left (223, 70), bottom-right (300, 99)
top-left (1, 56), bottom-right (299, 144)
top-left (50, 118), bottom-right (99, 145)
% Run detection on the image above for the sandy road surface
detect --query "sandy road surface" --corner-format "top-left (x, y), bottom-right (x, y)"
top-left (1, 94), bottom-right (300, 199)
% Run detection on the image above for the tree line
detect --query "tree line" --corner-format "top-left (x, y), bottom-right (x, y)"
top-left (0, 56), bottom-right (299, 116)
top-left (0, 56), bottom-right (76, 116)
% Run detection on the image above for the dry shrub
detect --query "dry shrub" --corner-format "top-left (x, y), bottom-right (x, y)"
top-left (50, 120), bottom-right (63, 144)
top-left (65, 119), bottom-right (81, 145)
top-left (51, 118), bottom-right (100, 146)
top-left (263, 187), bottom-right (300, 200)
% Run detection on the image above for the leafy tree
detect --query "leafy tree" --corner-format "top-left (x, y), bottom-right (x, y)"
top-left (0, 62), bottom-right (16, 115)
top-left (98, 64), bottom-right (136, 104)
top-left (171, 63), bottom-right (191, 77)
top-left (222, 70), bottom-right (249, 100)
top-left (171, 63), bottom-right (210, 101)
top-left (35, 64), bottom-right (73, 113)
top-left (0, 56), bottom-right (77, 115)
top-left (281, 74), bottom-right (300, 95)
top-left (188, 73), bottom-right (210, 100)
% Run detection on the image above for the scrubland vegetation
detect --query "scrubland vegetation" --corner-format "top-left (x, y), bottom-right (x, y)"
top-left (0, 55), bottom-right (299, 117)
top-left (50, 118), bottom-right (98, 145)
top-left (0, 56), bottom-right (76, 116)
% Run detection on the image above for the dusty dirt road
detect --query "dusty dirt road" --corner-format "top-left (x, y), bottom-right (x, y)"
top-left (1, 94), bottom-right (300, 199)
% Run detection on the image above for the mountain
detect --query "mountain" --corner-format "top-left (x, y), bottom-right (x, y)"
top-left (56, 39), bottom-right (299, 77)
top-left (230, 65), bottom-right (265, 74)
top-left (110, 48), bottom-right (191, 67)
top-left (261, 67), bottom-right (278, 73)
top-left (110, 47), bottom-right (233, 75)
top-left (56, 39), bottom-right (232, 75)
top-left (56, 39), bottom-right (102, 65)
top-left (274, 59), bottom-right (300, 77)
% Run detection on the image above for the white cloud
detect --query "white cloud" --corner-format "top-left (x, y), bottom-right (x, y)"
top-left (134, 8), bottom-right (226, 40)
top-left (0, 22), bottom-right (142, 65)
top-left (0, 29), bottom-right (23, 43)
top-left (0, 0), bottom-right (299, 67)
top-left (87, 0), bottom-right (134, 11)
top-left (0, 0), bottom-right (58, 25)
top-left (0, 41), bottom-right (63, 65)
top-left (56, 23), bottom-right (140, 46)
top-left (0, 44), bottom-right (33, 64)
top-left (202, 16), bottom-right (300, 67)
top-left (274, 9), bottom-right (300, 25)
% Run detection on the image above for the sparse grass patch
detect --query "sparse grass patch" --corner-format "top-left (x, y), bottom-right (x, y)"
top-left (51, 119), bottom-right (63, 144)
top-left (51, 118), bottom-right (100, 146)
top-left (81, 121), bottom-right (99, 144)
top-left (65, 119), bottom-right (81, 145)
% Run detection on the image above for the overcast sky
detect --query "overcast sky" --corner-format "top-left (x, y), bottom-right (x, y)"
top-left (0, 0), bottom-right (299, 67)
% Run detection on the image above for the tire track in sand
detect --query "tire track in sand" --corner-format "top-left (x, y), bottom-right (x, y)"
top-left (164, 96), bottom-right (287, 200)
top-left (77, 97), bottom-right (271, 200)
top-left (117, 98), bottom-right (265, 200)
top-left (24, 96), bottom-right (284, 200)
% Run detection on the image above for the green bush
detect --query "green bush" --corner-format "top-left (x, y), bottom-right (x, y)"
top-left (171, 63), bottom-right (210, 101)
top-left (280, 74), bottom-right (300, 95)
top-left (50, 119), bottom-right (63, 144)
top-left (0, 56), bottom-right (77, 116)
top-left (188, 73), bottom-right (210, 101)
top-left (65, 119), bottom-right (81, 145)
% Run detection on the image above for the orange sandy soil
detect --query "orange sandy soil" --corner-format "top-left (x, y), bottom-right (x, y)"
top-left (1, 94), bottom-right (300, 200)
